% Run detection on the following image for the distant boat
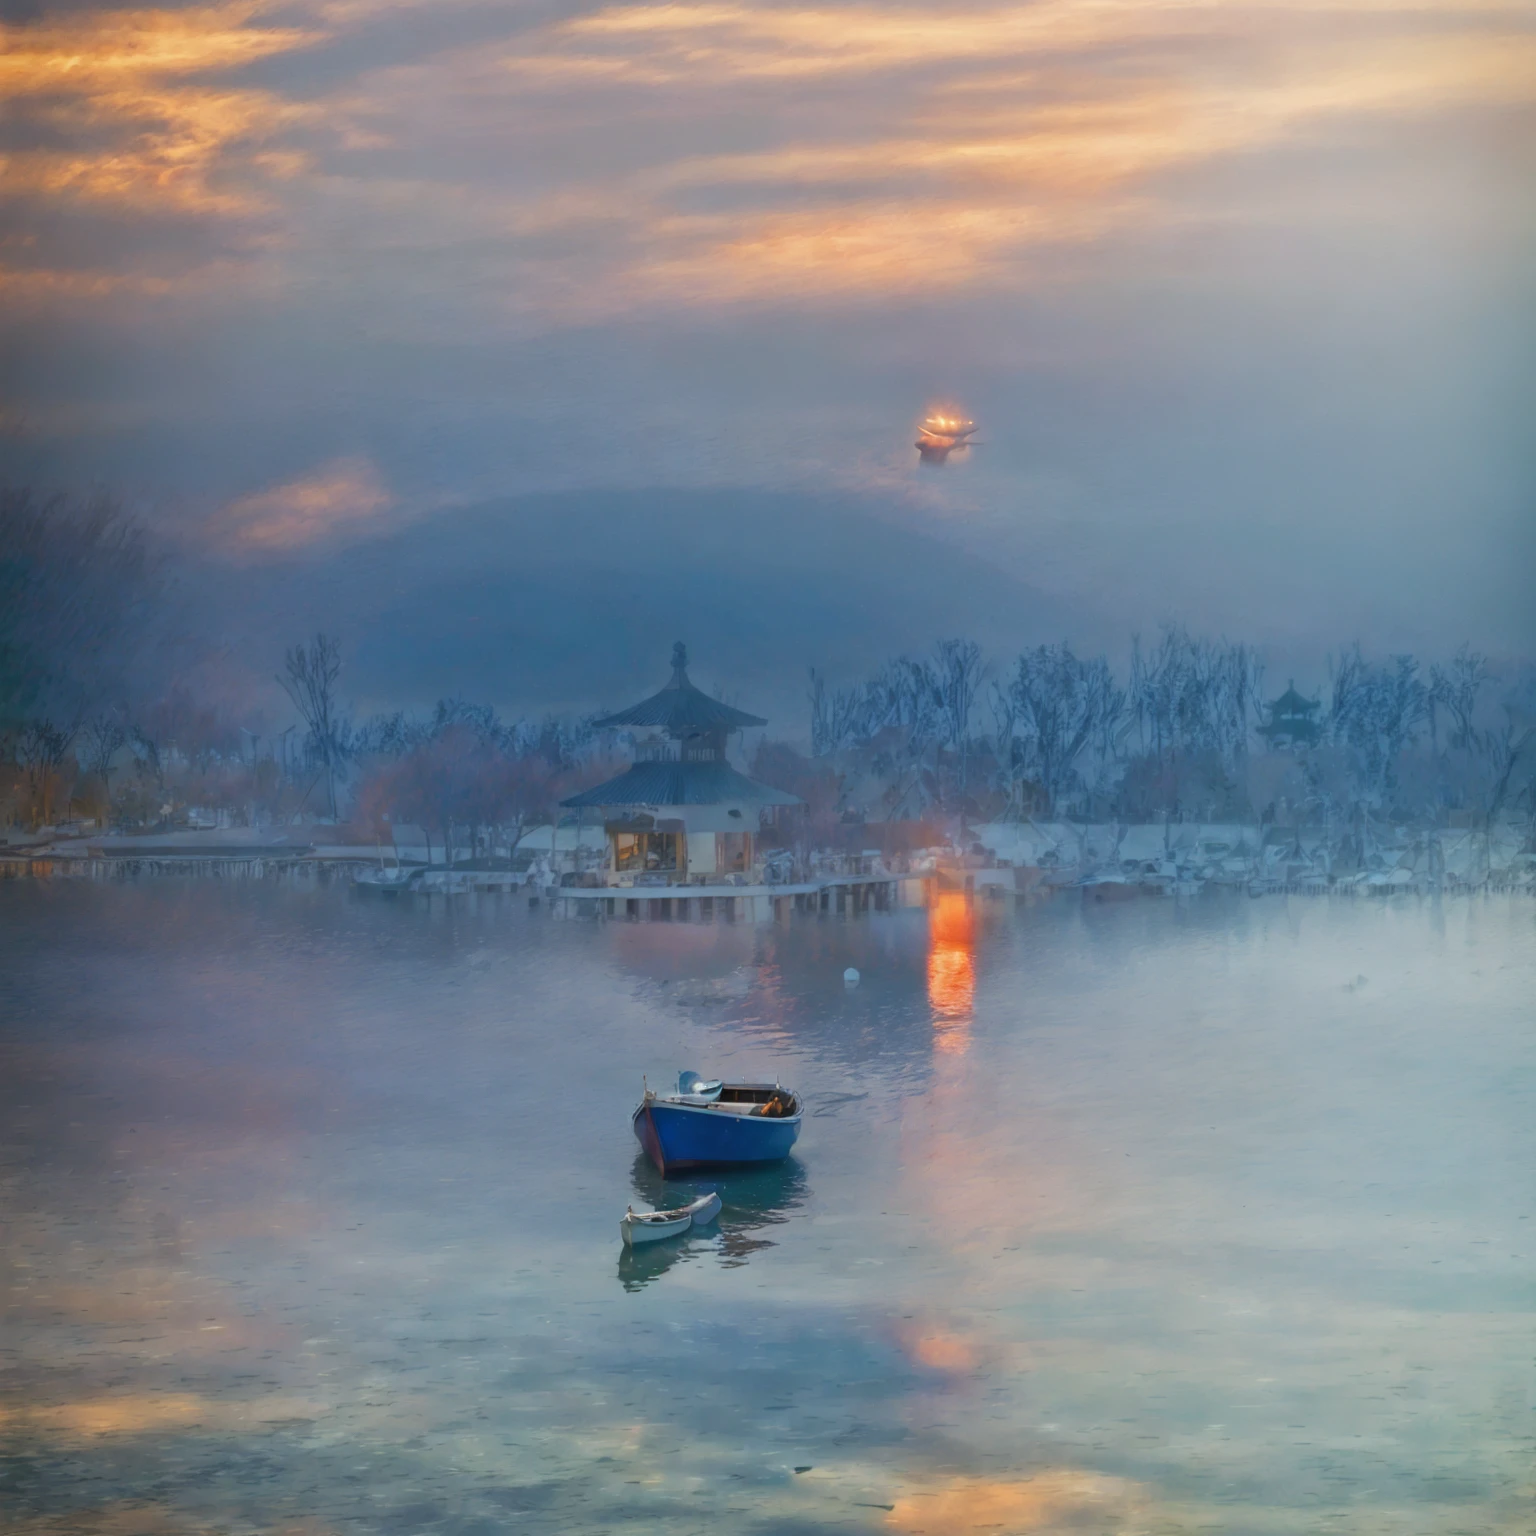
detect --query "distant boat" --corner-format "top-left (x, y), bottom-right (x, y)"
top-left (915, 414), bottom-right (980, 465)
top-left (620, 1190), bottom-right (722, 1246)
top-left (633, 1071), bottom-right (802, 1175)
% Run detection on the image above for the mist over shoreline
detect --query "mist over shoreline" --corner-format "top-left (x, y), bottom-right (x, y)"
top-left (132, 481), bottom-right (1535, 728)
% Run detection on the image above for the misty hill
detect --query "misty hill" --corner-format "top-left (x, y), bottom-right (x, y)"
top-left (196, 488), bottom-right (1082, 722)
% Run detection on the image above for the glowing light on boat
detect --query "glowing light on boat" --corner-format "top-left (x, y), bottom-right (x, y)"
top-left (915, 407), bottom-right (979, 465)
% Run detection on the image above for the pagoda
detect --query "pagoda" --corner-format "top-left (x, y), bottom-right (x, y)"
top-left (562, 644), bottom-right (799, 884)
top-left (1257, 680), bottom-right (1322, 749)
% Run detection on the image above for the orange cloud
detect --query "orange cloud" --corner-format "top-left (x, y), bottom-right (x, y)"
top-left (220, 457), bottom-right (393, 549)
top-left (0, 4), bottom-right (323, 218)
top-left (522, 0), bottom-right (1536, 89)
top-left (483, 1), bottom-right (1536, 308)
top-left (0, 4), bottom-right (316, 95)
top-left (5, 0), bottom-right (1532, 321)
top-left (0, 266), bottom-right (178, 300)
top-left (3, 90), bottom-right (315, 216)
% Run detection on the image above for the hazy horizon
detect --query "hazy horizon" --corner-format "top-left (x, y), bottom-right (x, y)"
top-left (3, 0), bottom-right (1532, 717)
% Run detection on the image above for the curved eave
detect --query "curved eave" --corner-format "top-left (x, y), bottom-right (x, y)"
top-left (593, 681), bottom-right (766, 734)
top-left (561, 760), bottom-right (801, 809)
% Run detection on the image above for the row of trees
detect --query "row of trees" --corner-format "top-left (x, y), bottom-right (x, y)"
top-left (350, 695), bottom-right (621, 865)
top-left (5, 624), bottom-right (1532, 838)
top-left (0, 622), bottom-right (617, 843)
top-left (2, 488), bottom-right (1531, 840)
top-left (796, 631), bottom-right (1536, 828)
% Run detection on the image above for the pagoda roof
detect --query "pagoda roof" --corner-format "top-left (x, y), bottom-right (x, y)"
top-left (561, 759), bottom-right (800, 809)
top-left (1267, 682), bottom-right (1319, 716)
top-left (594, 643), bottom-right (767, 735)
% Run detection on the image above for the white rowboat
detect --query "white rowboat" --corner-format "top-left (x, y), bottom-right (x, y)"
top-left (620, 1191), bottom-right (722, 1246)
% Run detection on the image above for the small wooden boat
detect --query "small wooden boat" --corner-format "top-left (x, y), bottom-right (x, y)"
top-left (633, 1071), bottom-right (802, 1176)
top-left (620, 1190), bottom-right (722, 1246)
top-left (353, 864), bottom-right (423, 894)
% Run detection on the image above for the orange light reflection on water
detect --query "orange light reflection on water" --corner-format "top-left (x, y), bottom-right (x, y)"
top-left (926, 890), bottom-right (974, 1053)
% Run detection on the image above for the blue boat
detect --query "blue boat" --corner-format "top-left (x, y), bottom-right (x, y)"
top-left (633, 1071), bottom-right (802, 1176)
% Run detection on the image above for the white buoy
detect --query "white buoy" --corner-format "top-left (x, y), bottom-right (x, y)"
top-left (843, 967), bottom-right (860, 986)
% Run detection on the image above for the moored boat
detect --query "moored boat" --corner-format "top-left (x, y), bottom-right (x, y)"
top-left (620, 1190), bottom-right (722, 1245)
top-left (633, 1071), bottom-right (802, 1176)
top-left (353, 864), bottom-right (423, 894)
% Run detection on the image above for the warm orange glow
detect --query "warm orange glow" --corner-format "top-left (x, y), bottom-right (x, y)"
top-left (901, 1326), bottom-right (979, 1373)
top-left (886, 1470), bottom-right (1139, 1534)
top-left (547, 2), bottom-right (1536, 88)
top-left (493, 5), bottom-right (1536, 310)
top-left (0, 5), bottom-right (318, 97)
top-left (919, 409), bottom-right (975, 440)
top-left (219, 457), bottom-right (392, 549)
top-left (0, 1392), bottom-right (319, 1437)
top-left (0, 3), bottom-right (321, 226)
top-left (8, 0), bottom-right (1531, 315)
top-left (927, 890), bottom-right (975, 1050)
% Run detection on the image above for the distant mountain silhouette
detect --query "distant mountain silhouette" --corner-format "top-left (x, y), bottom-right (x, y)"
top-left (191, 487), bottom-right (1088, 723)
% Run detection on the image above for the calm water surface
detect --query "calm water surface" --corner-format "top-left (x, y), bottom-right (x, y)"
top-left (1, 881), bottom-right (1533, 1535)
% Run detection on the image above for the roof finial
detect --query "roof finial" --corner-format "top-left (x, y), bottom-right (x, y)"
top-left (671, 641), bottom-right (688, 680)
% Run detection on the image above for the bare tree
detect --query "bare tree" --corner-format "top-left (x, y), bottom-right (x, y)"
top-left (808, 667), bottom-right (870, 757)
top-left (80, 709), bottom-right (127, 805)
top-left (933, 638), bottom-right (985, 803)
top-left (15, 719), bottom-right (75, 826)
top-left (1326, 646), bottom-right (1430, 815)
top-left (130, 724), bottom-right (162, 784)
top-left (1429, 645), bottom-right (1488, 751)
top-left (278, 633), bottom-right (348, 818)
top-left (1008, 643), bottom-right (1123, 817)
top-left (1479, 670), bottom-right (1536, 827)
top-left (1130, 626), bottom-right (1261, 770)
top-left (988, 678), bottom-right (1021, 813)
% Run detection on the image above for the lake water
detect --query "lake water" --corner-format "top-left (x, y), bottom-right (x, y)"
top-left (2, 879), bottom-right (1533, 1535)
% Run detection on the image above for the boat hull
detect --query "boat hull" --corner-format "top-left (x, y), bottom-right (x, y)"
top-left (619, 1191), bottom-right (723, 1244)
top-left (621, 1212), bottom-right (691, 1245)
top-left (633, 1100), bottom-right (800, 1175)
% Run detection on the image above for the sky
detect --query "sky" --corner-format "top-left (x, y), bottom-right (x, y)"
top-left (2, 0), bottom-right (1533, 717)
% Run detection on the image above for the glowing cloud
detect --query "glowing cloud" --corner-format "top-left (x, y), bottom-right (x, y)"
top-left (0, 3), bottom-right (323, 224)
top-left (5, 0), bottom-right (1533, 317)
top-left (219, 457), bottom-right (392, 550)
top-left (480, 0), bottom-right (1536, 309)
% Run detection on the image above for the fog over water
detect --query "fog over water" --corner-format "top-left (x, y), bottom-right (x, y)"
top-left (3, 880), bottom-right (1532, 1534)
top-left (6, 0), bottom-right (1533, 1527)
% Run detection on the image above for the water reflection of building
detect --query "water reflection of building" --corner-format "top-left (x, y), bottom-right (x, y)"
top-left (927, 891), bottom-right (975, 1053)
top-left (562, 644), bottom-right (799, 886)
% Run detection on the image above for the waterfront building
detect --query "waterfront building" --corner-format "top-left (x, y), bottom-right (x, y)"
top-left (561, 644), bottom-right (800, 885)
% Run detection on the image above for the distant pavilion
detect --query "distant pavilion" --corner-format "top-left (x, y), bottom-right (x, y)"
top-left (1257, 681), bottom-right (1322, 749)
top-left (562, 644), bottom-right (800, 884)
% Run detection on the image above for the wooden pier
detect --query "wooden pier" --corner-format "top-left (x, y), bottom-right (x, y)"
top-left (551, 872), bottom-right (929, 921)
